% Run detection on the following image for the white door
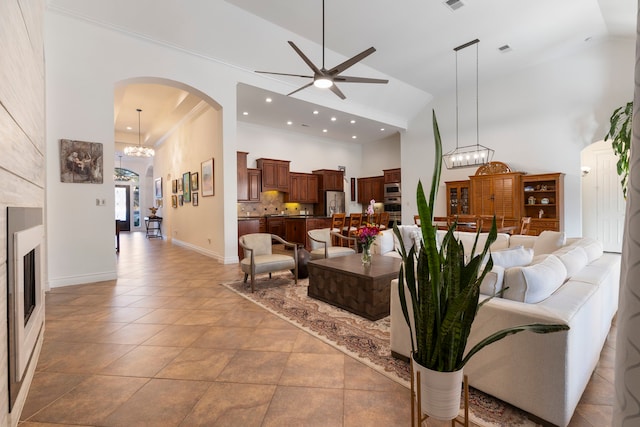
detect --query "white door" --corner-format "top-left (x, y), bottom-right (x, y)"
top-left (595, 150), bottom-right (625, 252)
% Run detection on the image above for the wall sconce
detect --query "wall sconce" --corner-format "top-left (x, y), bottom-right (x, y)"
top-left (581, 166), bottom-right (591, 177)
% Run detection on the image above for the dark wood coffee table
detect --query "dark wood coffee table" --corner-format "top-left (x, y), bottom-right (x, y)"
top-left (307, 254), bottom-right (402, 320)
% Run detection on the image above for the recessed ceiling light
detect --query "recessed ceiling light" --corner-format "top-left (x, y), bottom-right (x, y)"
top-left (265, 97), bottom-right (272, 103)
top-left (287, 121), bottom-right (293, 125)
top-left (350, 119), bottom-right (356, 124)
top-left (126, 126), bottom-right (132, 130)
top-left (380, 128), bottom-right (385, 131)
top-left (323, 129), bottom-right (328, 133)
top-left (243, 111), bottom-right (249, 116)
top-left (331, 117), bottom-right (337, 122)
top-left (313, 110), bottom-right (319, 115)
top-left (352, 135), bottom-right (357, 139)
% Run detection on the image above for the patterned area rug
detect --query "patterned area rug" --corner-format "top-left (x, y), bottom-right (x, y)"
top-left (222, 274), bottom-right (541, 427)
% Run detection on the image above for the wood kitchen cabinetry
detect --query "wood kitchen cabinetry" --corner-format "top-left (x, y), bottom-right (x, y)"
top-left (470, 171), bottom-right (523, 227)
top-left (267, 216), bottom-right (286, 239)
top-left (285, 217), bottom-right (332, 251)
top-left (383, 168), bottom-right (401, 183)
top-left (357, 176), bottom-right (384, 205)
top-left (312, 169), bottom-right (344, 191)
top-left (247, 168), bottom-right (261, 201)
top-left (285, 172), bottom-right (319, 203)
top-left (522, 173), bottom-right (564, 235)
top-left (445, 180), bottom-right (470, 216)
top-left (257, 158), bottom-right (290, 192)
top-left (237, 152), bottom-right (261, 202)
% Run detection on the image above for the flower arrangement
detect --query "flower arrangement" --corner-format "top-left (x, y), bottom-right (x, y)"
top-left (354, 224), bottom-right (380, 248)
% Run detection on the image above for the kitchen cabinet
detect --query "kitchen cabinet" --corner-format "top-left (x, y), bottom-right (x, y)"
top-left (383, 168), bottom-right (401, 183)
top-left (313, 169), bottom-right (344, 191)
top-left (470, 171), bottom-right (523, 227)
top-left (522, 173), bottom-right (564, 235)
top-left (237, 217), bottom-right (266, 258)
top-left (285, 172), bottom-right (319, 203)
top-left (257, 158), bottom-right (290, 192)
top-left (237, 151), bottom-right (249, 201)
top-left (357, 176), bottom-right (384, 205)
top-left (285, 217), bottom-right (332, 251)
top-left (267, 216), bottom-right (286, 239)
top-left (445, 180), bottom-right (470, 216)
top-left (247, 168), bottom-right (261, 201)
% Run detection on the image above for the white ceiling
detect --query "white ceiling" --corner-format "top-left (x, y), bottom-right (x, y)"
top-left (50, 0), bottom-right (636, 151)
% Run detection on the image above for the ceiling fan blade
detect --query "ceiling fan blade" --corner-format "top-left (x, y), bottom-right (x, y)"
top-left (329, 84), bottom-right (346, 100)
top-left (287, 82), bottom-right (315, 96)
top-left (288, 41), bottom-right (323, 75)
top-left (327, 47), bottom-right (377, 75)
top-left (334, 75), bottom-right (389, 84)
top-left (255, 70), bottom-right (314, 79)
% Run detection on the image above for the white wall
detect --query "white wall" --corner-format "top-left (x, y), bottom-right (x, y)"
top-left (401, 36), bottom-right (635, 237)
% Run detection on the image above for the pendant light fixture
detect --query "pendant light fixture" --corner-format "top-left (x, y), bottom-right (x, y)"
top-left (124, 108), bottom-right (155, 157)
top-left (443, 39), bottom-right (494, 169)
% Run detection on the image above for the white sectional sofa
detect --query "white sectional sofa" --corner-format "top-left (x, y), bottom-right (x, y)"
top-left (373, 225), bottom-right (620, 427)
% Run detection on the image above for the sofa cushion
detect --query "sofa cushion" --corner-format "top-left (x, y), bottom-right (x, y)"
top-left (479, 265), bottom-right (505, 296)
top-left (553, 245), bottom-right (589, 278)
top-left (533, 231), bottom-right (566, 255)
top-left (503, 254), bottom-right (568, 303)
top-left (373, 229), bottom-right (395, 255)
top-left (568, 237), bottom-right (603, 263)
top-left (490, 246), bottom-right (534, 269)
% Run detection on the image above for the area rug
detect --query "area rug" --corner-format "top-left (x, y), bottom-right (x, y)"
top-left (222, 274), bottom-right (541, 427)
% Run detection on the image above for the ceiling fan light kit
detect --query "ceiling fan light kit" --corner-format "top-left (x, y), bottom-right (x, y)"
top-left (124, 108), bottom-right (155, 158)
top-left (444, 38), bottom-right (495, 170)
top-left (255, 0), bottom-right (388, 99)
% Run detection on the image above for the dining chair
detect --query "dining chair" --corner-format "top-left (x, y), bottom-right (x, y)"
top-left (379, 212), bottom-right (390, 230)
top-left (519, 217), bottom-right (532, 235)
top-left (330, 213), bottom-right (347, 246)
top-left (238, 233), bottom-right (298, 292)
top-left (344, 213), bottom-right (363, 236)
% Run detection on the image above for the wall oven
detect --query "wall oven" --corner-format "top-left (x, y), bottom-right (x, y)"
top-left (383, 182), bottom-right (401, 198)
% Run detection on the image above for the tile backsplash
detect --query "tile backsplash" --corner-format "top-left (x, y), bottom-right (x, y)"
top-left (237, 191), bottom-right (314, 216)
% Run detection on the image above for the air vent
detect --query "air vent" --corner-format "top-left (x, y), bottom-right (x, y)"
top-left (498, 44), bottom-right (512, 53)
top-left (444, 0), bottom-right (465, 11)
top-left (301, 123), bottom-right (310, 127)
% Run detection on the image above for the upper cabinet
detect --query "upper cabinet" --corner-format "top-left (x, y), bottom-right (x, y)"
top-left (257, 158), bottom-right (290, 192)
top-left (247, 168), bottom-right (262, 202)
top-left (285, 172), bottom-right (319, 203)
top-left (383, 168), bottom-right (401, 183)
top-left (357, 176), bottom-right (384, 205)
top-left (237, 151), bottom-right (249, 201)
top-left (522, 173), bottom-right (564, 235)
top-left (313, 169), bottom-right (344, 191)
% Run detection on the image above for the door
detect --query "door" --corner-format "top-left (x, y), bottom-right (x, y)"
top-left (115, 185), bottom-right (131, 231)
top-left (596, 150), bottom-right (625, 252)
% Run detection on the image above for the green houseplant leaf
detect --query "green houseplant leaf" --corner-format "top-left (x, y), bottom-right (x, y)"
top-left (605, 101), bottom-right (632, 199)
top-left (394, 109), bottom-right (569, 372)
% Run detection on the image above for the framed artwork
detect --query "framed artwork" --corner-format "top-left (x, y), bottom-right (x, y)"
top-left (59, 139), bottom-right (104, 183)
top-left (192, 192), bottom-right (199, 206)
top-left (191, 172), bottom-right (199, 192)
top-left (172, 179), bottom-right (178, 194)
top-left (177, 177), bottom-right (183, 192)
top-left (154, 178), bottom-right (163, 199)
top-left (179, 195), bottom-right (184, 206)
top-left (171, 195), bottom-right (178, 208)
top-left (182, 172), bottom-right (191, 203)
top-left (201, 158), bottom-right (214, 197)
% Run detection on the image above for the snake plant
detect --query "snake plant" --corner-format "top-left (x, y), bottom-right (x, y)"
top-left (393, 110), bottom-right (569, 372)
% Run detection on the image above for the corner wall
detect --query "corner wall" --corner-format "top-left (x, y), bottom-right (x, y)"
top-left (0, 0), bottom-right (46, 424)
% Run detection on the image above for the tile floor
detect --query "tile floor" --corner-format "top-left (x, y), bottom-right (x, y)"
top-left (19, 232), bottom-right (615, 426)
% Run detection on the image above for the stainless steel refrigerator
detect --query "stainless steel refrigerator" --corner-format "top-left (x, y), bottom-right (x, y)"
top-left (325, 191), bottom-right (345, 216)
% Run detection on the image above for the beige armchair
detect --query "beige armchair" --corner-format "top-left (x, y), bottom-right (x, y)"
top-left (239, 233), bottom-right (298, 292)
top-left (307, 228), bottom-right (357, 260)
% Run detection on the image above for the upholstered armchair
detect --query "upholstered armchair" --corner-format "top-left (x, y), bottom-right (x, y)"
top-left (239, 233), bottom-right (298, 292)
top-left (307, 228), bottom-right (357, 260)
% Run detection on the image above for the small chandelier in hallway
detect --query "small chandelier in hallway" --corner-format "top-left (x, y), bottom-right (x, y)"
top-left (124, 108), bottom-right (155, 157)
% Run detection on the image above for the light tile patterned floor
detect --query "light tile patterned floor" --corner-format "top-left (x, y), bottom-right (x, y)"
top-left (19, 232), bottom-right (614, 426)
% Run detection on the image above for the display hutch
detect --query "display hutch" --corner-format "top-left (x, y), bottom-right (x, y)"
top-left (445, 180), bottom-right (470, 216)
top-left (522, 173), bottom-right (564, 235)
top-left (469, 162), bottom-right (523, 228)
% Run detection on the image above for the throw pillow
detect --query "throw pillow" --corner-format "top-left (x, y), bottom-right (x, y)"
top-left (373, 229), bottom-right (394, 255)
top-left (554, 245), bottom-right (589, 278)
top-left (490, 246), bottom-right (534, 269)
top-left (480, 265), bottom-right (505, 296)
top-left (503, 254), bottom-right (568, 303)
top-left (533, 230), bottom-right (566, 256)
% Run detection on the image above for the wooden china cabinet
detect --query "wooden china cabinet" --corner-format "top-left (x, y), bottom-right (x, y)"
top-left (469, 162), bottom-right (523, 228)
top-left (522, 173), bottom-right (564, 235)
top-left (445, 180), bottom-right (470, 216)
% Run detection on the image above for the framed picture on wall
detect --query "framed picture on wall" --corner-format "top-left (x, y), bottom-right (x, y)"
top-left (172, 179), bottom-right (178, 194)
top-left (59, 139), bottom-right (104, 184)
top-left (193, 192), bottom-right (199, 206)
top-left (179, 195), bottom-right (184, 206)
top-left (182, 172), bottom-right (191, 203)
top-left (178, 177), bottom-right (183, 192)
top-left (171, 195), bottom-right (178, 208)
top-left (154, 178), bottom-right (163, 199)
top-left (201, 158), bottom-right (214, 197)
top-left (191, 172), bottom-right (199, 192)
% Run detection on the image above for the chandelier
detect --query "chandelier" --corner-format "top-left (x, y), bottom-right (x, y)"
top-left (443, 39), bottom-right (494, 169)
top-left (124, 108), bottom-right (155, 157)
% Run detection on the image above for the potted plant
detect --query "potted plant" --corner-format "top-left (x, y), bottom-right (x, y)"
top-left (605, 101), bottom-right (632, 199)
top-left (394, 110), bottom-right (569, 421)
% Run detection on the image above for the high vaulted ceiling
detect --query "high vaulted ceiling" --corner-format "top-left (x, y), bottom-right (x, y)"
top-left (49, 0), bottom-right (636, 149)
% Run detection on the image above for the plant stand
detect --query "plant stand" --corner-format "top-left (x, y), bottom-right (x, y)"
top-left (410, 362), bottom-right (469, 427)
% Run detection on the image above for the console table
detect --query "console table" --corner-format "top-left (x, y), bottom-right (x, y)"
top-left (144, 216), bottom-right (162, 238)
top-left (307, 254), bottom-right (402, 320)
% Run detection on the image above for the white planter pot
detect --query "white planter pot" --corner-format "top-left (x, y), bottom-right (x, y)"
top-left (412, 356), bottom-right (463, 421)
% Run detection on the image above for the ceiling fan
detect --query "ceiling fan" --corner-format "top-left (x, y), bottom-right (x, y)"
top-left (255, 0), bottom-right (388, 100)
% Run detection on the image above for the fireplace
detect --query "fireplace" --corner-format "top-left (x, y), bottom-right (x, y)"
top-left (7, 207), bottom-right (44, 411)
